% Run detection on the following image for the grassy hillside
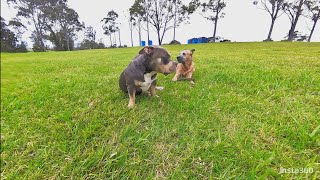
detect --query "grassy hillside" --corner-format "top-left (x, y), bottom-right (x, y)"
top-left (1, 42), bottom-right (319, 179)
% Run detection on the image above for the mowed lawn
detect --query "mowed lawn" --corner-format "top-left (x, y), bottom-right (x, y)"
top-left (1, 42), bottom-right (320, 179)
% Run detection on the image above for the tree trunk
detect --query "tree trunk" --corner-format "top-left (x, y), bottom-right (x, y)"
top-left (267, 18), bottom-right (276, 40)
top-left (36, 27), bottom-right (45, 51)
top-left (46, 24), bottom-right (61, 50)
top-left (114, 32), bottom-right (117, 46)
top-left (288, 0), bottom-right (304, 41)
top-left (32, 15), bottom-right (45, 52)
top-left (138, 20), bottom-right (142, 46)
top-left (39, 31), bottom-right (45, 51)
top-left (118, 29), bottom-right (121, 46)
top-left (173, 0), bottom-right (177, 41)
top-left (147, 19), bottom-right (150, 44)
top-left (173, 25), bottom-right (176, 41)
top-left (212, 1), bottom-right (221, 43)
top-left (130, 27), bottom-right (134, 47)
top-left (109, 34), bottom-right (112, 47)
top-left (60, 23), bottom-right (70, 51)
top-left (288, 22), bottom-right (297, 41)
top-left (146, 5), bottom-right (150, 44)
top-left (157, 27), bottom-right (161, 45)
top-left (308, 19), bottom-right (318, 42)
top-left (212, 12), bottom-right (219, 43)
top-left (287, 24), bottom-right (293, 41)
top-left (65, 30), bottom-right (70, 51)
top-left (160, 29), bottom-right (166, 44)
top-left (155, 0), bottom-right (161, 45)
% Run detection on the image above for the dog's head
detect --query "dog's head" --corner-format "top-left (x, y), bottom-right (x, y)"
top-left (177, 49), bottom-right (195, 65)
top-left (139, 46), bottom-right (177, 75)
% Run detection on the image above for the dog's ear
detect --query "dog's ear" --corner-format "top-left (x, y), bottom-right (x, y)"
top-left (190, 49), bottom-right (195, 54)
top-left (139, 46), bottom-right (154, 55)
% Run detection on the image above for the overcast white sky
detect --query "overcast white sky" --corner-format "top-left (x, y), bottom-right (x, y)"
top-left (1, 0), bottom-right (319, 47)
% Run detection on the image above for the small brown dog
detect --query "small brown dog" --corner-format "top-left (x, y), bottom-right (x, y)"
top-left (172, 49), bottom-right (195, 84)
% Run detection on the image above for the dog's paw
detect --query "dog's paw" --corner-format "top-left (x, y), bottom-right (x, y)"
top-left (190, 81), bottom-right (195, 85)
top-left (156, 86), bottom-right (165, 91)
top-left (172, 78), bottom-right (178, 81)
top-left (128, 103), bottom-right (135, 109)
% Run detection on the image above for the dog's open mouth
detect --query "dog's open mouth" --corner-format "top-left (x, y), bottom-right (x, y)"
top-left (163, 72), bottom-right (169, 76)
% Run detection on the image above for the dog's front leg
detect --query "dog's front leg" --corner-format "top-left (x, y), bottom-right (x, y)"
top-left (149, 80), bottom-right (158, 97)
top-left (127, 85), bottom-right (136, 109)
top-left (172, 64), bottom-right (183, 81)
top-left (172, 74), bottom-right (180, 81)
top-left (185, 71), bottom-right (195, 85)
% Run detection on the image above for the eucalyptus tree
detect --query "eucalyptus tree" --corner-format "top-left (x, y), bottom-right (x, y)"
top-left (43, 2), bottom-right (84, 51)
top-left (101, 10), bottom-right (119, 47)
top-left (283, 0), bottom-right (307, 41)
top-left (129, 0), bottom-right (145, 45)
top-left (7, 0), bottom-right (47, 51)
top-left (200, 0), bottom-right (227, 42)
top-left (253, 0), bottom-right (285, 41)
top-left (304, 0), bottom-right (320, 41)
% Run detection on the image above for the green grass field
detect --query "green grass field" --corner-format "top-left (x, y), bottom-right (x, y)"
top-left (1, 42), bottom-right (320, 179)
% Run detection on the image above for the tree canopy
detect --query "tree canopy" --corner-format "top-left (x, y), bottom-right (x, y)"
top-left (7, 0), bottom-right (83, 51)
top-left (0, 16), bottom-right (28, 52)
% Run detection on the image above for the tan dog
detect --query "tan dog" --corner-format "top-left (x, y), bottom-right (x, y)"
top-left (172, 49), bottom-right (195, 84)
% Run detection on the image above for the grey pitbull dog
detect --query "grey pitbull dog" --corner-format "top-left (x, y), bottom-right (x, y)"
top-left (119, 46), bottom-right (177, 108)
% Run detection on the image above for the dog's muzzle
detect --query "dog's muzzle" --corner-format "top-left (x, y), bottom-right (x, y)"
top-left (177, 56), bottom-right (184, 63)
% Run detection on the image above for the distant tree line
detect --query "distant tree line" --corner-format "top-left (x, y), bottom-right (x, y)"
top-left (2, 0), bottom-right (84, 52)
top-left (127, 0), bottom-right (319, 45)
top-left (1, 0), bottom-right (319, 53)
